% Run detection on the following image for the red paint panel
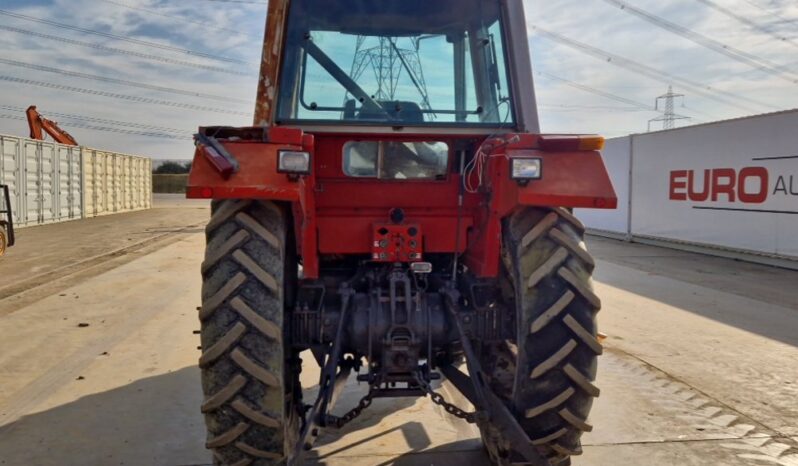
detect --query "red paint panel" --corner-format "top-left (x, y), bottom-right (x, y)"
top-left (187, 141), bottom-right (303, 201)
top-left (317, 216), bottom-right (472, 254)
top-left (315, 181), bottom-right (467, 209)
top-left (269, 127), bottom-right (305, 145)
top-left (515, 151), bottom-right (618, 209)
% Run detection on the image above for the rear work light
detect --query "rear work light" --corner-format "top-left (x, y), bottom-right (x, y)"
top-left (278, 150), bottom-right (311, 175)
top-left (538, 135), bottom-right (605, 152)
top-left (511, 158), bottom-right (543, 183)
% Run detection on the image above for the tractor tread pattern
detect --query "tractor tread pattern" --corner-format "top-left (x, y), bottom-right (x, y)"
top-left (199, 322), bottom-right (247, 368)
top-left (530, 340), bottom-right (577, 379)
top-left (531, 427), bottom-right (569, 446)
top-left (235, 442), bottom-right (283, 460)
top-left (552, 443), bottom-right (582, 457)
top-left (563, 364), bottom-right (601, 397)
top-left (233, 250), bottom-right (279, 293)
top-left (200, 273), bottom-right (247, 321)
top-left (232, 398), bottom-right (282, 428)
top-left (557, 268), bottom-right (602, 309)
top-left (483, 207), bottom-right (601, 464)
top-left (236, 212), bottom-right (281, 249)
top-left (549, 228), bottom-right (595, 271)
top-left (201, 374), bottom-right (247, 413)
top-left (202, 230), bottom-right (251, 274)
top-left (200, 200), bottom-right (291, 466)
top-left (230, 348), bottom-right (281, 387)
top-left (526, 247), bottom-right (569, 289)
top-left (559, 408), bottom-right (593, 432)
top-left (552, 207), bottom-right (586, 233)
top-left (530, 291), bottom-right (575, 334)
top-left (525, 388), bottom-right (575, 418)
top-left (521, 212), bottom-right (559, 248)
top-left (563, 315), bottom-right (603, 355)
top-left (229, 459), bottom-right (253, 466)
top-left (206, 422), bottom-right (250, 448)
top-left (231, 298), bottom-right (281, 340)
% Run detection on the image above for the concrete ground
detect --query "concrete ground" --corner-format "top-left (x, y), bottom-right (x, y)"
top-left (0, 197), bottom-right (796, 466)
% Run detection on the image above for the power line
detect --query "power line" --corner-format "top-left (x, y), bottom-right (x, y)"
top-left (537, 71), bottom-right (707, 125)
top-left (0, 9), bottom-right (251, 66)
top-left (0, 75), bottom-right (251, 116)
top-left (0, 24), bottom-right (248, 76)
top-left (530, 25), bottom-right (777, 113)
top-left (97, 0), bottom-right (260, 38)
top-left (682, 104), bottom-right (723, 121)
top-left (0, 104), bottom-right (191, 135)
top-left (539, 103), bottom-right (645, 112)
top-left (0, 114), bottom-right (192, 140)
top-left (694, 0), bottom-right (798, 49)
top-left (601, 0), bottom-right (798, 84)
top-left (0, 58), bottom-right (250, 104)
top-left (536, 71), bottom-right (657, 111)
top-left (740, 0), bottom-right (798, 32)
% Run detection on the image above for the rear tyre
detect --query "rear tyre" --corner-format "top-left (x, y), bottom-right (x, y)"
top-left (199, 200), bottom-right (300, 466)
top-left (481, 208), bottom-right (602, 465)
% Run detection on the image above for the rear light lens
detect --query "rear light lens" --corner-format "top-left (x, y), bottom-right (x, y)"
top-left (278, 150), bottom-right (311, 174)
top-left (511, 158), bottom-right (543, 181)
top-left (578, 136), bottom-right (606, 151)
top-left (538, 135), bottom-right (605, 152)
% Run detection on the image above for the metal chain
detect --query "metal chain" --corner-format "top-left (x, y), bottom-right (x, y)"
top-left (332, 373), bottom-right (480, 427)
top-left (332, 387), bottom-right (375, 429)
top-left (415, 373), bottom-right (478, 424)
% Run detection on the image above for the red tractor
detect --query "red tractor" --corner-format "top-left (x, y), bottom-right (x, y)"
top-left (187, 1), bottom-right (616, 465)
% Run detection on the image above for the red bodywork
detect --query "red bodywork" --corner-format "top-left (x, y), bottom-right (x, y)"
top-left (188, 128), bottom-right (616, 280)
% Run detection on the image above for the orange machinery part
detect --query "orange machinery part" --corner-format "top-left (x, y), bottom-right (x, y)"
top-left (26, 106), bottom-right (79, 146)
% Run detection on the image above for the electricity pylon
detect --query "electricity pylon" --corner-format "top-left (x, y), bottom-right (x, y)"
top-left (346, 36), bottom-right (432, 112)
top-left (648, 86), bottom-right (691, 131)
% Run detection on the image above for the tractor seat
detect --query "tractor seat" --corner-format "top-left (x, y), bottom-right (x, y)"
top-left (345, 100), bottom-right (425, 123)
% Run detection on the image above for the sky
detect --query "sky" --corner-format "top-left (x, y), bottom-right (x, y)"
top-left (0, 0), bottom-right (796, 159)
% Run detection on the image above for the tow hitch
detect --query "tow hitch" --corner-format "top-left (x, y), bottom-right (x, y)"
top-left (289, 285), bottom-right (553, 466)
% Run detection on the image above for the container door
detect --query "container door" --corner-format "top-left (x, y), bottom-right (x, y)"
top-left (0, 135), bottom-right (24, 226)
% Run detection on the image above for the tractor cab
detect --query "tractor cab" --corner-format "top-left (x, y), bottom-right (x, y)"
top-left (273, 0), bottom-right (531, 130)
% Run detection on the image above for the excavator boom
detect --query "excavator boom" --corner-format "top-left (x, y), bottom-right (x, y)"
top-left (26, 106), bottom-right (79, 146)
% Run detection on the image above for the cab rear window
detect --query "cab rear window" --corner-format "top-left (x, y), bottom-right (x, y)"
top-left (343, 141), bottom-right (449, 180)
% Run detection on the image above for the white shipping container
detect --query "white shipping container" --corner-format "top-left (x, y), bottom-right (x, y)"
top-left (578, 109), bottom-right (798, 267)
top-left (630, 111), bottom-right (798, 260)
top-left (0, 135), bottom-right (23, 226)
top-left (0, 135), bottom-right (83, 227)
top-left (575, 137), bottom-right (632, 238)
top-left (82, 148), bottom-right (151, 218)
top-left (0, 133), bottom-right (152, 228)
